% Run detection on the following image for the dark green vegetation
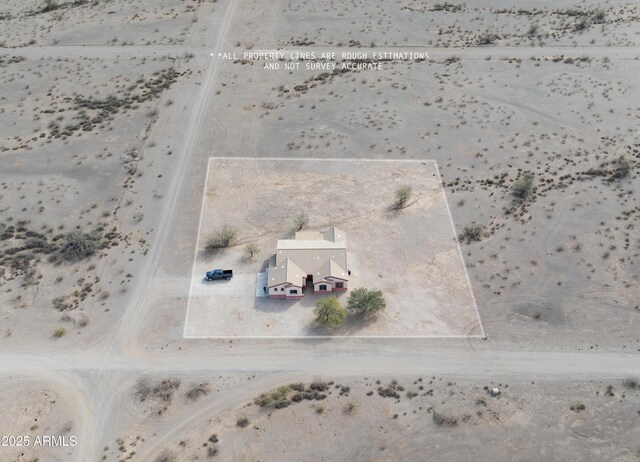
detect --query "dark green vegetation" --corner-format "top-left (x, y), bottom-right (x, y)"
top-left (346, 288), bottom-right (386, 316)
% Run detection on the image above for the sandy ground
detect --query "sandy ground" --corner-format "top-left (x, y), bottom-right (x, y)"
top-left (185, 158), bottom-right (480, 337)
top-left (104, 374), bottom-right (640, 462)
top-left (0, 0), bottom-right (639, 460)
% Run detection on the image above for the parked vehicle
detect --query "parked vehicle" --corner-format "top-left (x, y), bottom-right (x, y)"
top-left (205, 269), bottom-right (233, 281)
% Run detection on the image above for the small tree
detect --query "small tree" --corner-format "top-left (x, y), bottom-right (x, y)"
top-left (205, 225), bottom-right (236, 251)
top-left (347, 288), bottom-right (386, 317)
top-left (393, 185), bottom-right (412, 209)
top-left (294, 211), bottom-right (309, 231)
top-left (314, 298), bottom-right (346, 328)
top-left (244, 243), bottom-right (259, 260)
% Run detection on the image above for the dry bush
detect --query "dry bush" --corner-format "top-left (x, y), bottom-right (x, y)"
top-left (58, 231), bottom-right (98, 262)
top-left (185, 383), bottom-right (210, 401)
top-left (244, 243), bottom-right (259, 260)
top-left (294, 211), bottom-right (309, 231)
top-left (236, 417), bottom-right (250, 428)
top-left (205, 225), bottom-right (236, 251)
top-left (135, 378), bottom-right (182, 403)
top-left (393, 185), bottom-right (412, 209)
top-left (432, 410), bottom-right (458, 426)
top-left (53, 327), bottom-right (66, 338)
top-left (459, 224), bottom-right (484, 244)
top-left (511, 173), bottom-right (535, 202)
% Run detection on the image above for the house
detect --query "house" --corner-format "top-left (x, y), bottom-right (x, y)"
top-left (267, 227), bottom-right (349, 299)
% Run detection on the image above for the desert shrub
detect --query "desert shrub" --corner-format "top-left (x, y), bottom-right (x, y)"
top-left (393, 185), bottom-right (412, 209)
top-left (459, 224), bottom-right (484, 243)
top-left (622, 377), bottom-right (639, 389)
top-left (592, 8), bottom-right (605, 23)
top-left (43, 0), bottom-right (59, 11)
top-left (244, 243), bottom-right (259, 260)
top-left (574, 16), bottom-right (589, 31)
top-left (155, 451), bottom-right (175, 462)
top-left (207, 446), bottom-right (218, 457)
top-left (527, 24), bottom-right (539, 36)
top-left (610, 157), bottom-right (630, 180)
top-left (309, 381), bottom-right (329, 391)
top-left (294, 211), bottom-right (309, 231)
top-left (53, 327), bottom-right (66, 338)
top-left (570, 402), bottom-right (586, 411)
top-left (314, 298), bottom-right (347, 328)
top-left (478, 31), bottom-right (496, 45)
top-left (236, 417), bottom-right (250, 428)
top-left (511, 173), bottom-right (535, 202)
top-left (58, 231), bottom-right (98, 262)
top-left (255, 385), bottom-right (291, 408)
top-left (344, 402), bottom-right (357, 414)
top-left (432, 410), bottom-right (458, 426)
top-left (346, 288), bottom-right (386, 316)
top-left (314, 405), bottom-right (325, 414)
top-left (205, 225), bottom-right (236, 251)
top-left (135, 378), bottom-right (181, 403)
top-left (185, 383), bottom-right (210, 401)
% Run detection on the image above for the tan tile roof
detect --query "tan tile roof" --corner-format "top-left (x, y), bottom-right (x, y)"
top-left (267, 227), bottom-right (348, 287)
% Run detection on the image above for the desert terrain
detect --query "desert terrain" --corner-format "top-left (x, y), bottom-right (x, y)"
top-left (0, 0), bottom-right (639, 461)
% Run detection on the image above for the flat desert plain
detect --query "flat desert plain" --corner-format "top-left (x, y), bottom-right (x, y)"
top-left (0, 0), bottom-right (639, 461)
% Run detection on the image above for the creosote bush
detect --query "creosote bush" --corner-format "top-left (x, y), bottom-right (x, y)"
top-left (236, 417), bottom-right (250, 428)
top-left (294, 211), bottom-right (309, 231)
top-left (53, 327), bottom-right (66, 338)
top-left (511, 173), bottom-right (535, 202)
top-left (459, 224), bottom-right (484, 244)
top-left (393, 185), bottom-right (412, 209)
top-left (244, 243), bottom-right (259, 260)
top-left (205, 225), bottom-right (236, 251)
top-left (59, 231), bottom-right (98, 262)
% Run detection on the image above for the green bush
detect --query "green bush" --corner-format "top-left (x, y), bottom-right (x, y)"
top-left (314, 298), bottom-right (347, 328)
top-left (347, 288), bottom-right (386, 316)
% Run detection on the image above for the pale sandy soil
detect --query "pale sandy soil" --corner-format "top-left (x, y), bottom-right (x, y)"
top-left (0, 0), bottom-right (214, 48)
top-left (0, 376), bottom-right (82, 461)
top-left (113, 374), bottom-right (640, 462)
top-left (185, 158), bottom-right (479, 337)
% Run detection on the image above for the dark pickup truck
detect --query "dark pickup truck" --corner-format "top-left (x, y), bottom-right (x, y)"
top-left (205, 269), bottom-right (233, 281)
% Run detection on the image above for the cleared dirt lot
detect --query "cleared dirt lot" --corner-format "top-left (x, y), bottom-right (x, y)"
top-left (185, 158), bottom-right (481, 337)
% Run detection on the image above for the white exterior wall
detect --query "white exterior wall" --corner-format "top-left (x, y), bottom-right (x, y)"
top-left (327, 277), bottom-right (347, 289)
top-left (287, 287), bottom-right (301, 296)
top-left (314, 281), bottom-right (333, 292)
top-left (269, 284), bottom-right (287, 296)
